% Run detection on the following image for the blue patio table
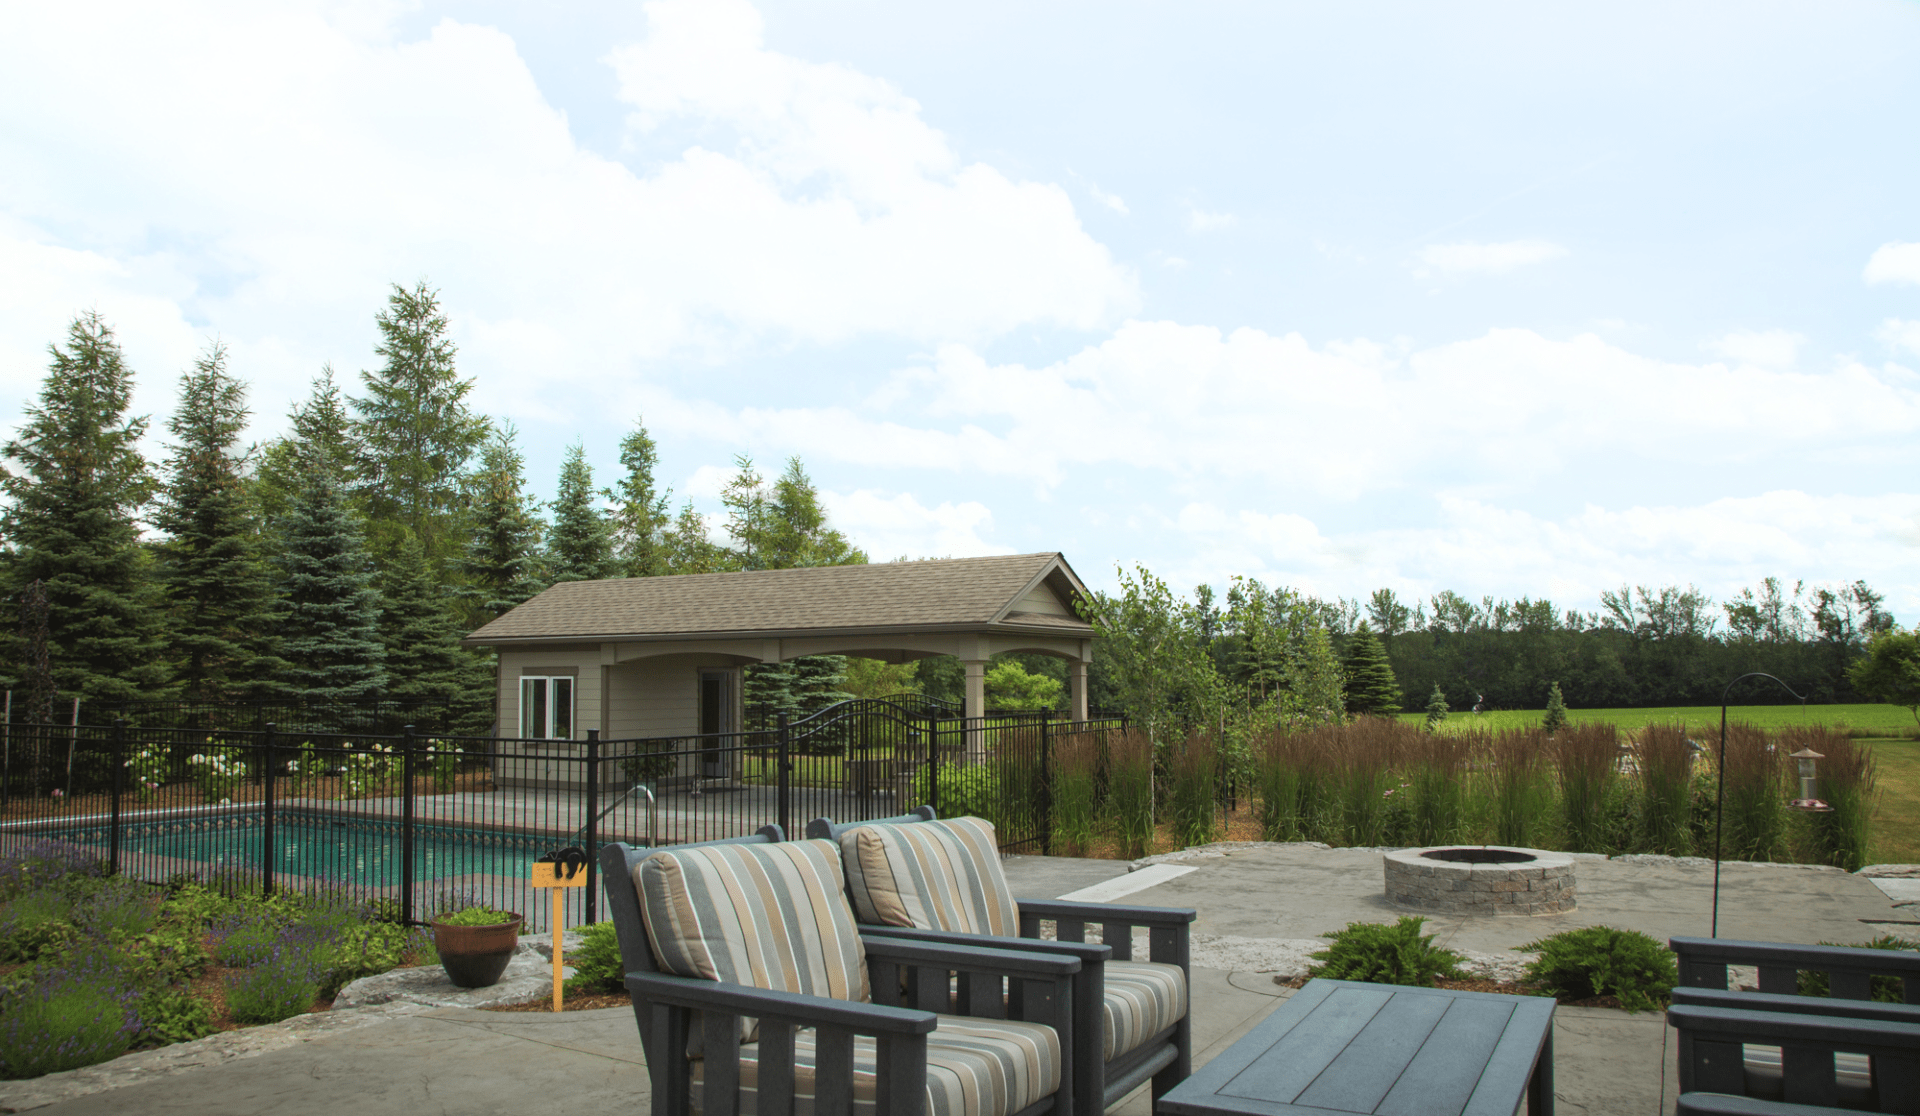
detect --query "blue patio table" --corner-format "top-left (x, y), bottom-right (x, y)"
top-left (1157, 979), bottom-right (1556, 1116)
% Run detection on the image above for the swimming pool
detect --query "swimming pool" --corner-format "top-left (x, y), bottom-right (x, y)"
top-left (36, 809), bottom-right (562, 887)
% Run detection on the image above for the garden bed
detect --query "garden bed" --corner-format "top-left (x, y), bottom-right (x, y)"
top-left (0, 841), bottom-right (432, 1081)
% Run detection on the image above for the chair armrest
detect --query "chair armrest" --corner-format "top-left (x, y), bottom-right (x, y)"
top-left (1672, 987), bottom-right (1920, 1025)
top-left (860, 934), bottom-right (1082, 978)
top-left (1667, 1003), bottom-right (1920, 1049)
top-left (858, 924), bottom-right (1114, 964)
top-left (1017, 898), bottom-right (1198, 925)
top-left (625, 971), bottom-right (938, 1036)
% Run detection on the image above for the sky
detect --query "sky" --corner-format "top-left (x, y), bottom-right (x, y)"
top-left (3, 0), bottom-right (1919, 621)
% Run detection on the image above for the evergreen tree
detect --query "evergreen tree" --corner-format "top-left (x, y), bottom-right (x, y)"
top-left (721, 455), bottom-right (866, 570)
top-left (789, 653), bottom-right (853, 714)
top-left (1341, 622), bottom-right (1402, 716)
top-left (744, 660), bottom-right (799, 719)
top-left (1542, 681), bottom-right (1568, 734)
top-left (607, 418), bottom-right (673, 578)
top-left (275, 470), bottom-right (387, 702)
top-left (1285, 626), bottom-right (1346, 724)
top-left (457, 424), bottom-right (546, 625)
top-left (350, 282), bottom-right (489, 568)
top-left (254, 367), bottom-right (358, 529)
top-left (378, 533), bottom-right (478, 708)
top-left (0, 313), bottom-right (168, 702)
top-left (1423, 684), bottom-right (1450, 733)
top-left (153, 343), bottom-right (285, 700)
top-left (547, 443), bottom-right (615, 582)
top-left (664, 501), bottom-right (726, 574)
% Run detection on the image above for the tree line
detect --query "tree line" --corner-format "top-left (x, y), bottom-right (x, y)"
top-left (1073, 568), bottom-right (1902, 742)
top-left (0, 284), bottom-right (868, 731)
top-left (2, 282), bottom-right (1901, 737)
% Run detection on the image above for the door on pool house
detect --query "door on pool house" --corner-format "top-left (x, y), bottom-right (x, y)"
top-left (697, 669), bottom-right (737, 778)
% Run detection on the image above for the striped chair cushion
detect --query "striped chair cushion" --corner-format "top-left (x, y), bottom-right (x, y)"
top-left (1101, 960), bottom-right (1187, 1061)
top-left (690, 1017), bottom-right (1060, 1116)
top-left (636, 837), bottom-right (871, 1036)
top-left (840, 817), bottom-right (1019, 938)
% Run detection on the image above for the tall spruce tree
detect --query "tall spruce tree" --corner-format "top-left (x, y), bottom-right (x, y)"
top-left (547, 443), bottom-right (615, 582)
top-left (607, 418), bottom-right (673, 578)
top-left (378, 533), bottom-right (477, 708)
top-left (254, 367), bottom-right (359, 530)
top-left (721, 455), bottom-right (865, 570)
top-left (350, 282), bottom-right (489, 569)
top-left (1423, 684), bottom-right (1450, 732)
top-left (457, 424), bottom-right (546, 625)
top-left (275, 470), bottom-right (387, 702)
top-left (153, 343), bottom-right (285, 700)
top-left (0, 313), bottom-right (168, 702)
top-left (1341, 622), bottom-right (1403, 716)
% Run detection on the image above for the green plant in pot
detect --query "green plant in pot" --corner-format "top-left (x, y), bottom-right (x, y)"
top-left (431, 906), bottom-right (524, 988)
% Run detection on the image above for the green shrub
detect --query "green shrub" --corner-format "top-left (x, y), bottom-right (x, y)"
top-left (912, 762), bottom-right (1003, 832)
top-left (563, 922), bottom-right (626, 995)
top-left (133, 986), bottom-right (216, 1045)
top-left (72, 879), bottom-right (162, 940)
top-left (224, 956), bottom-right (321, 1025)
top-left (0, 889), bottom-right (78, 963)
top-left (1518, 926), bottom-right (1676, 1012)
top-left (1309, 917), bottom-right (1464, 986)
top-left (1795, 936), bottom-right (1919, 1003)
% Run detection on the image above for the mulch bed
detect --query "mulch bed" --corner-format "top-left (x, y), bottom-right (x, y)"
top-left (481, 990), bottom-right (633, 1013)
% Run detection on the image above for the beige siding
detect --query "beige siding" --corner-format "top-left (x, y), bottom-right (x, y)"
top-left (606, 654), bottom-right (742, 740)
top-left (495, 645), bottom-right (604, 739)
top-left (1016, 585), bottom-right (1071, 616)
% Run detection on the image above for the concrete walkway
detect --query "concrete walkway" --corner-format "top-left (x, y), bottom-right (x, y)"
top-left (5, 845), bottom-right (1912, 1116)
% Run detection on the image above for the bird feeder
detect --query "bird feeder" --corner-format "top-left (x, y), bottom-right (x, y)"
top-left (1786, 747), bottom-right (1831, 812)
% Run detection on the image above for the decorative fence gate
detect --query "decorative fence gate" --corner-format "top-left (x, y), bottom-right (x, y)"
top-left (0, 699), bottom-right (1124, 929)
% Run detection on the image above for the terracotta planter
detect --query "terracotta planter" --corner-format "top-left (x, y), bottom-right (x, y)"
top-left (433, 913), bottom-right (524, 988)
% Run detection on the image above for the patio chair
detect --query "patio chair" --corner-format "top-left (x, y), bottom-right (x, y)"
top-left (1668, 937), bottom-right (1920, 1114)
top-left (1667, 1001), bottom-right (1920, 1114)
top-left (599, 826), bottom-right (1083, 1116)
top-left (804, 808), bottom-right (1194, 1116)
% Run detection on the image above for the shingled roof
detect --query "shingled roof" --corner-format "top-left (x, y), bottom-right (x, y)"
top-left (463, 552), bottom-right (1094, 646)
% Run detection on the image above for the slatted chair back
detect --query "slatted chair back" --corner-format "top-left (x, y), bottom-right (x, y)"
top-left (1672, 937), bottom-right (1920, 1003)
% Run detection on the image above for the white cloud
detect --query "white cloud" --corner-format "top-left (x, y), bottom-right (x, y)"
top-left (821, 489), bottom-right (1010, 559)
top-left (1084, 182), bottom-right (1129, 215)
top-left (1413, 239), bottom-right (1567, 277)
top-left (1167, 491), bottom-right (1920, 618)
top-left (1865, 241), bottom-right (1920, 285)
top-left (677, 322), bottom-right (1920, 498)
top-left (1879, 319), bottom-right (1920, 359)
top-left (1186, 205), bottom-right (1235, 232)
top-left (1704, 329), bottom-right (1804, 368)
top-left (0, 0), bottom-right (1137, 423)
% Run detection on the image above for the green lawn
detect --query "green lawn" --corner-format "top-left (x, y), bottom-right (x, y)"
top-left (1398, 703), bottom-right (1920, 737)
top-left (1862, 736), bottom-right (1920, 865)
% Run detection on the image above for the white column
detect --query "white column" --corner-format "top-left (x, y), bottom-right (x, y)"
top-left (1069, 660), bottom-right (1089, 722)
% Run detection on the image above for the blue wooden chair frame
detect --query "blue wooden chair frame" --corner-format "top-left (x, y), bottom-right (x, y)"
top-left (806, 807), bottom-right (1196, 1116)
top-left (599, 827), bottom-right (1083, 1116)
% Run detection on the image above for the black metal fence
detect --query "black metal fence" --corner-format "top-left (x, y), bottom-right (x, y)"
top-left (0, 700), bottom-right (1124, 930)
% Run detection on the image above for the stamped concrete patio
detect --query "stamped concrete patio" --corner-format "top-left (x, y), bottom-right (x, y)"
top-left (5, 843), bottom-right (1914, 1116)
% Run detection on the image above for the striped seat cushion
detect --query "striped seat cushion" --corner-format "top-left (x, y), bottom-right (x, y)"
top-left (636, 838), bottom-right (871, 1041)
top-left (1101, 960), bottom-right (1186, 1061)
top-left (840, 817), bottom-right (1019, 937)
top-left (690, 1016), bottom-right (1060, 1116)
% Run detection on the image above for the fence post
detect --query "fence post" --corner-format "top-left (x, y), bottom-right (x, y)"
top-left (400, 725), bottom-right (415, 926)
top-left (585, 729), bottom-right (600, 926)
top-left (926, 713), bottom-right (939, 817)
top-left (110, 718), bottom-right (126, 876)
top-left (1039, 715), bottom-right (1052, 856)
top-left (776, 713), bottom-right (790, 837)
top-left (262, 722), bottom-right (277, 897)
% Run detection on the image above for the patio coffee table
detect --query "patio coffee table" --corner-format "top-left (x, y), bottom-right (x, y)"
top-left (1158, 979), bottom-right (1556, 1116)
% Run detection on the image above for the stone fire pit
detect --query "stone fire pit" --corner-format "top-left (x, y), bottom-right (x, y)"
top-left (1383, 846), bottom-right (1576, 917)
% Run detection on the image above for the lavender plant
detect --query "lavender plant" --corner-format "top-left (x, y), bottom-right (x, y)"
top-left (0, 953), bottom-right (139, 1079)
top-left (223, 924), bottom-right (327, 1025)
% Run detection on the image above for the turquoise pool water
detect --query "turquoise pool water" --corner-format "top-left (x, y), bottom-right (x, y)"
top-left (41, 810), bottom-right (561, 886)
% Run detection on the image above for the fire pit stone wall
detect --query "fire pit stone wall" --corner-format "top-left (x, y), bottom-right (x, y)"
top-left (1383, 845), bottom-right (1576, 917)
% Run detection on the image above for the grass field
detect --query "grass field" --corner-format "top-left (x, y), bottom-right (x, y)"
top-left (1863, 735), bottom-right (1920, 864)
top-left (1398, 703), bottom-right (1920, 737)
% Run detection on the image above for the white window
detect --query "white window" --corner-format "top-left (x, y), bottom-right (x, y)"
top-left (520, 675), bottom-right (574, 740)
